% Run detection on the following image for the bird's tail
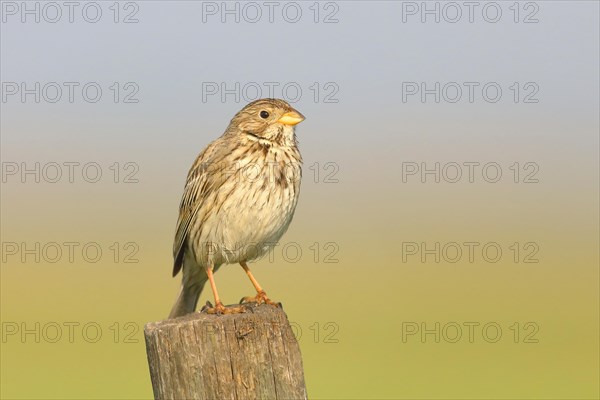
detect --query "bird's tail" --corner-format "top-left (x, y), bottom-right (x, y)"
top-left (168, 278), bottom-right (207, 319)
top-left (169, 262), bottom-right (208, 318)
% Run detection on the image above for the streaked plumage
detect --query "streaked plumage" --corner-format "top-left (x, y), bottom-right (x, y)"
top-left (169, 99), bottom-right (304, 318)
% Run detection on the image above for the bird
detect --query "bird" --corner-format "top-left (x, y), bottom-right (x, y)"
top-left (168, 98), bottom-right (305, 318)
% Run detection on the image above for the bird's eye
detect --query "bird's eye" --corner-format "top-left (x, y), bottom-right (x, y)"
top-left (260, 111), bottom-right (270, 119)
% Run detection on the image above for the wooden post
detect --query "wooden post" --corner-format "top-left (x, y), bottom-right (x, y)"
top-left (144, 304), bottom-right (308, 400)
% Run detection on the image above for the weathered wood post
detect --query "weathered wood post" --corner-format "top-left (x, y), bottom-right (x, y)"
top-left (144, 304), bottom-right (308, 400)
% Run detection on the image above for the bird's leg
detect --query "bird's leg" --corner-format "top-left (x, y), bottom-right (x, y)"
top-left (239, 261), bottom-right (279, 306)
top-left (201, 262), bottom-right (246, 315)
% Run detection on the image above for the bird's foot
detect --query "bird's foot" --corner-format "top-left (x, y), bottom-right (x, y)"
top-left (201, 301), bottom-right (248, 315)
top-left (239, 291), bottom-right (281, 307)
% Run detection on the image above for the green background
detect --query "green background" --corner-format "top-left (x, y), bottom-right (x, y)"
top-left (1, 1), bottom-right (598, 398)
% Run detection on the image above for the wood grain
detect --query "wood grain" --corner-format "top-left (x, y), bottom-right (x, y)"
top-left (144, 304), bottom-right (307, 400)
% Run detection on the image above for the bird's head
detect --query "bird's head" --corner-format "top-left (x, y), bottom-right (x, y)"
top-left (226, 98), bottom-right (305, 145)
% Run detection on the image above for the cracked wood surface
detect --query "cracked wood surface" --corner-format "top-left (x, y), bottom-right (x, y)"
top-left (144, 305), bottom-right (307, 400)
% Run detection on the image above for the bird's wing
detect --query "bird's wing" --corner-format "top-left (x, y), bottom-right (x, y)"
top-left (172, 140), bottom-right (229, 276)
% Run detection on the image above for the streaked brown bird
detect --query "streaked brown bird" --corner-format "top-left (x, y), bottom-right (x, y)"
top-left (168, 98), bottom-right (305, 318)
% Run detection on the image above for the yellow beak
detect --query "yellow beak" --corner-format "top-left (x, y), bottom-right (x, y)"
top-left (277, 110), bottom-right (305, 126)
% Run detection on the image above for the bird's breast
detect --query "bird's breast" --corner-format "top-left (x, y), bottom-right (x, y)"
top-left (198, 144), bottom-right (302, 264)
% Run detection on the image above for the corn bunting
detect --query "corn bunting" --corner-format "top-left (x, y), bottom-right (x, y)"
top-left (168, 99), bottom-right (305, 318)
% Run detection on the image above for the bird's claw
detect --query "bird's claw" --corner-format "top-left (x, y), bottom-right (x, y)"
top-left (239, 291), bottom-right (281, 307)
top-left (201, 301), bottom-right (248, 315)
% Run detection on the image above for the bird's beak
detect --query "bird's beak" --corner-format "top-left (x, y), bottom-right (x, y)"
top-left (277, 110), bottom-right (305, 126)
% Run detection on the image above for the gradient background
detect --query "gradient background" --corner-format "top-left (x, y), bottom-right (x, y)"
top-left (1, 1), bottom-right (598, 399)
